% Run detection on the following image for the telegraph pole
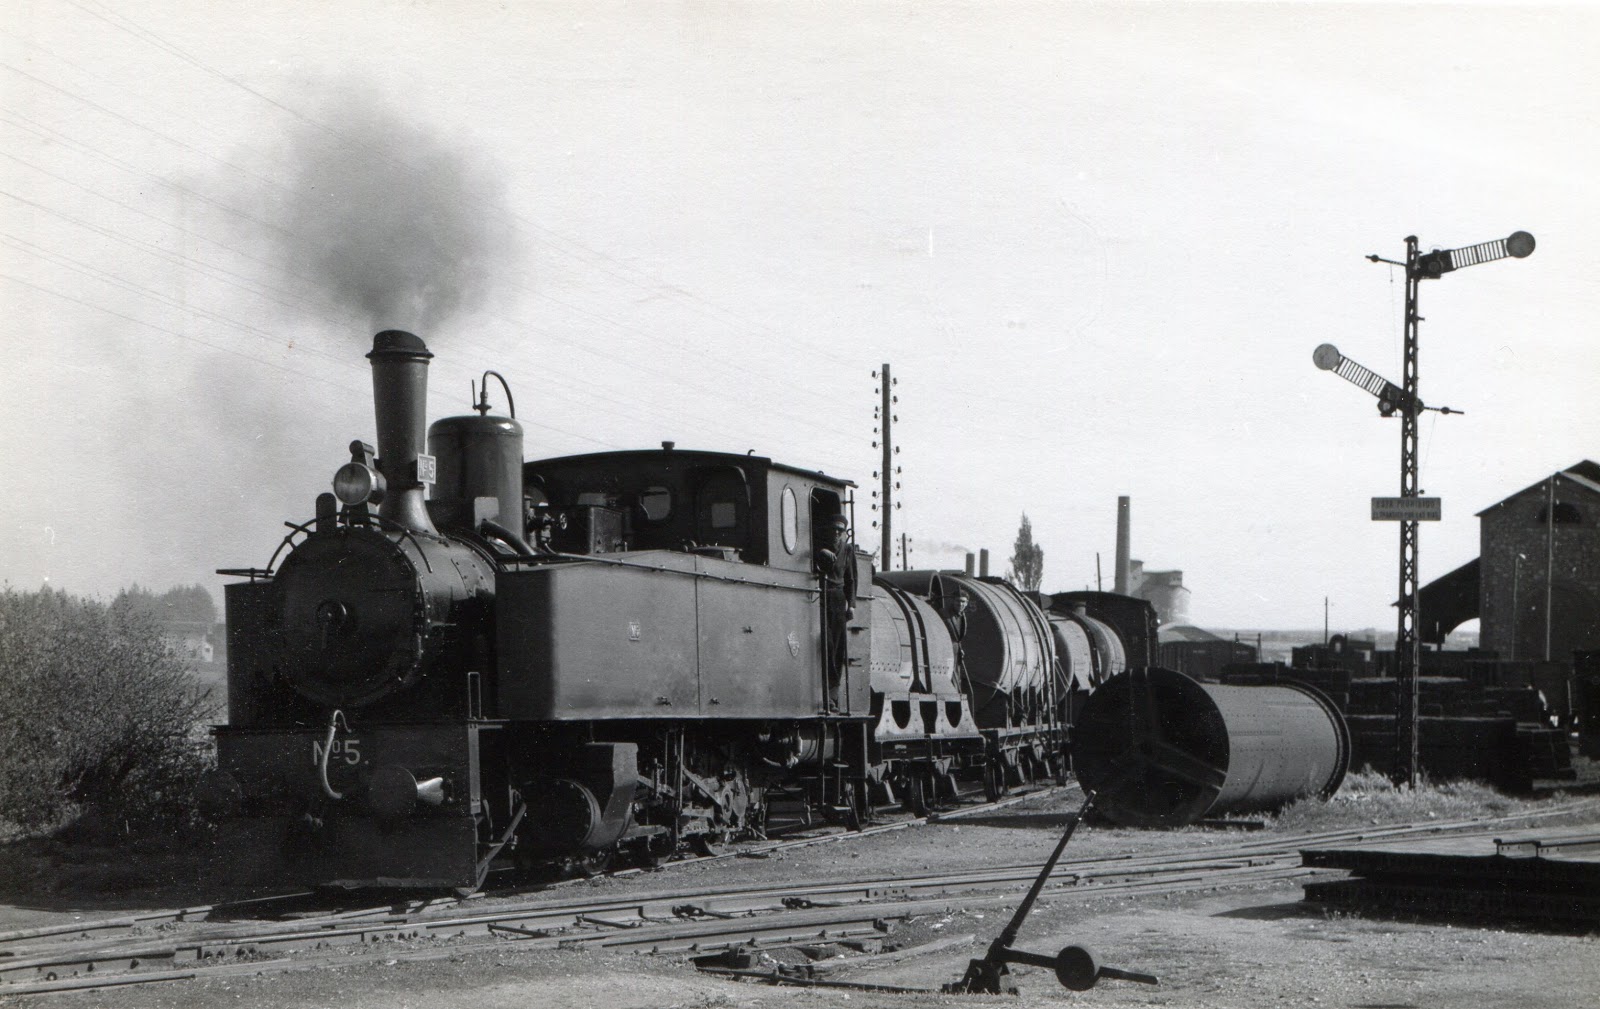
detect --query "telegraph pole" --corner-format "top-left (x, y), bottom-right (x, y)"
top-left (881, 364), bottom-right (892, 567)
top-left (873, 364), bottom-right (899, 570)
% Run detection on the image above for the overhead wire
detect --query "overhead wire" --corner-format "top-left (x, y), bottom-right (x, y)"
top-left (58, 0), bottom-right (867, 403)
top-left (0, 148), bottom-right (821, 450)
top-left (0, 72), bottom-right (863, 444)
top-left (0, 142), bottom-right (770, 447)
top-left (3, 5), bottom-right (894, 480)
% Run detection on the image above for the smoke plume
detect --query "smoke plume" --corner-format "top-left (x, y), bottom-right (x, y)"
top-left (252, 79), bottom-right (522, 335)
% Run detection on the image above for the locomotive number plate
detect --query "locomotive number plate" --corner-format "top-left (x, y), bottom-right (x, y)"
top-left (312, 738), bottom-right (363, 766)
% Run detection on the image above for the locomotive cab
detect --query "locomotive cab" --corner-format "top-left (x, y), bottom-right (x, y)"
top-left (499, 448), bottom-right (871, 722)
top-left (522, 446), bottom-right (853, 573)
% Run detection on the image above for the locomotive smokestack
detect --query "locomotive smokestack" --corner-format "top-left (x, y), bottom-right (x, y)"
top-left (367, 330), bottom-right (438, 536)
top-left (1114, 496), bottom-right (1131, 595)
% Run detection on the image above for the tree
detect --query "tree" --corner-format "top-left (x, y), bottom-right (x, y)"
top-left (1007, 513), bottom-right (1045, 592)
top-left (0, 587), bottom-right (218, 833)
top-left (114, 583), bottom-right (216, 625)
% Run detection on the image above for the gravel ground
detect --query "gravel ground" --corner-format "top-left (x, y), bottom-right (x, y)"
top-left (3, 767), bottom-right (1598, 1008)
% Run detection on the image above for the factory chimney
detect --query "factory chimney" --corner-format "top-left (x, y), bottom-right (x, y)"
top-left (367, 330), bottom-right (439, 536)
top-left (1114, 496), bottom-right (1131, 594)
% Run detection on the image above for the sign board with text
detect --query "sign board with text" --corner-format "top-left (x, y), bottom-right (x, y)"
top-left (1371, 497), bottom-right (1442, 521)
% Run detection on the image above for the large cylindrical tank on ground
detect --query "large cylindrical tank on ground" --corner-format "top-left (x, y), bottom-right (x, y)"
top-left (1072, 667), bottom-right (1350, 827)
top-left (881, 571), bottom-right (1054, 727)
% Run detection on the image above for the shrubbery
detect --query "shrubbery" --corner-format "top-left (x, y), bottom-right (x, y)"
top-left (0, 586), bottom-right (220, 838)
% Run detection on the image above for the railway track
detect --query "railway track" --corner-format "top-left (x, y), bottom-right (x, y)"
top-left (5, 794), bottom-right (1596, 998)
top-left (0, 782), bottom-right (1072, 952)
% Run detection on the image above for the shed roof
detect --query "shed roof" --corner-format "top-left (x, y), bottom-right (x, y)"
top-left (1416, 557), bottom-right (1480, 645)
top-left (1476, 460), bottom-right (1600, 516)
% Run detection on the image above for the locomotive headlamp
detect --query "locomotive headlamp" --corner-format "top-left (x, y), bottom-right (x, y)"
top-left (333, 461), bottom-right (386, 506)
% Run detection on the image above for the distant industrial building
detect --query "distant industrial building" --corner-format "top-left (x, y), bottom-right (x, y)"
top-left (1420, 461), bottom-right (1600, 661)
top-left (1127, 560), bottom-right (1191, 627)
top-left (1112, 495), bottom-right (1191, 626)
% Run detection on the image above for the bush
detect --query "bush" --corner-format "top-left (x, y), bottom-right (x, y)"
top-left (1268, 767), bottom-right (1530, 833)
top-left (0, 587), bottom-right (220, 838)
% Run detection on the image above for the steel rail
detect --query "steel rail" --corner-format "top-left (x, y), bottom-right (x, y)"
top-left (6, 795), bottom-right (1588, 973)
top-left (0, 783), bottom-right (1072, 959)
top-left (4, 798), bottom-right (1585, 974)
top-left (2, 861), bottom-right (1323, 997)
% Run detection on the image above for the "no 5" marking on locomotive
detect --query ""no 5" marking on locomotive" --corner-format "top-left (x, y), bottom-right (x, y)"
top-left (312, 738), bottom-right (362, 766)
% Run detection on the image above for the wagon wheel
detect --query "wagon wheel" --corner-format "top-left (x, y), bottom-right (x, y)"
top-left (842, 782), bottom-right (864, 831)
top-left (1014, 753), bottom-right (1034, 785)
top-left (901, 775), bottom-right (930, 818)
top-left (982, 760), bottom-right (1005, 803)
top-left (1050, 751), bottom-right (1070, 787)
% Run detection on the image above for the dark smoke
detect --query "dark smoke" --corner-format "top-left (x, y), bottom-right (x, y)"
top-left (253, 79), bottom-right (522, 335)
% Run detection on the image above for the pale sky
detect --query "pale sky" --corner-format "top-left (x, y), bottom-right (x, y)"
top-left (3, 1), bottom-right (1596, 630)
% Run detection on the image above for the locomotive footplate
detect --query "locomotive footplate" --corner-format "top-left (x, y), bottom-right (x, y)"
top-left (207, 721), bottom-right (501, 890)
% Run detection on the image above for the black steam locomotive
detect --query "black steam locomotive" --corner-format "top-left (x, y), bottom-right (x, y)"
top-left (202, 332), bottom-right (1154, 891)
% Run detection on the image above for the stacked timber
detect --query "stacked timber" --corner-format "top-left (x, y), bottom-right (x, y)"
top-left (1301, 825), bottom-right (1600, 929)
top-left (1271, 666), bottom-right (1351, 711)
top-left (1272, 658), bottom-right (1573, 787)
top-left (1215, 657), bottom-right (1574, 788)
top-left (1577, 650), bottom-right (1600, 759)
top-left (1343, 715), bottom-right (1529, 792)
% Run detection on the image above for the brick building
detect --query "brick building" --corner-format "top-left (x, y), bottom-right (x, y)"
top-left (1477, 461), bottom-right (1600, 661)
top-left (1419, 461), bottom-right (1600, 662)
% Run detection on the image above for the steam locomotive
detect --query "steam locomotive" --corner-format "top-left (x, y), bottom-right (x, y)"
top-left (201, 331), bottom-right (1155, 891)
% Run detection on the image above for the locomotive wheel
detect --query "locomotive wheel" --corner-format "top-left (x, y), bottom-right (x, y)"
top-left (570, 851), bottom-right (613, 877)
top-left (842, 782), bottom-right (864, 831)
top-left (692, 830), bottom-right (733, 857)
top-left (640, 832), bottom-right (677, 868)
